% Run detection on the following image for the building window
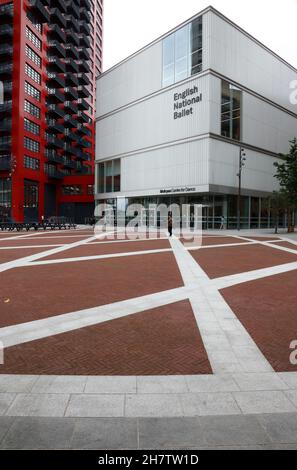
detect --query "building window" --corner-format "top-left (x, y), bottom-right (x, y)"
top-left (62, 185), bottom-right (83, 195)
top-left (26, 26), bottom-right (42, 50)
top-left (25, 81), bottom-right (41, 101)
top-left (24, 99), bottom-right (40, 119)
top-left (25, 63), bottom-right (41, 84)
top-left (87, 185), bottom-right (94, 195)
top-left (97, 159), bottom-right (121, 193)
top-left (24, 117), bottom-right (40, 136)
top-left (221, 81), bottom-right (242, 141)
top-left (24, 180), bottom-right (39, 208)
top-left (24, 136), bottom-right (40, 153)
top-left (0, 178), bottom-right (11, 208)
top-left (24, 155), bottom-right (40, 171)
top-left (26, 45), bottom-right (42, 68)
top-left (162, 16), bottom-right (202, 87)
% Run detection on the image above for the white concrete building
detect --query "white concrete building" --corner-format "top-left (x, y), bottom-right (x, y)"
top-left (95, 5), bottom-right (297, 229)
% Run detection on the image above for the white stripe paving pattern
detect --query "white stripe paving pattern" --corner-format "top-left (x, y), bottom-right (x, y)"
top-left (0, 229), bottom-right (297, 417)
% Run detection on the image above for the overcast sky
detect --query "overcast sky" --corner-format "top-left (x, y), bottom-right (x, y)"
top-left (102, 0), bottom-right (297, 71)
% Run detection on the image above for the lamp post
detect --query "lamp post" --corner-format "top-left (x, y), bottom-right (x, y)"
top-left (237, 146), bottom-right (246, 231)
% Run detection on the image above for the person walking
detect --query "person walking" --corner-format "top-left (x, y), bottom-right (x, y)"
top-left (168, 212), bottom-right (173, 237)
top-left (220, 215), bottom-right (225, 230)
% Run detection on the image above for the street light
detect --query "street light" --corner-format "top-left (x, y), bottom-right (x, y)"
top-left (237, 146), bottom-right (246, 231)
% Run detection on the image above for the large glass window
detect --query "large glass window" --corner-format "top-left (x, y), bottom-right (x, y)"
top-left (24, 180), bottom-right (39, 208)
top-left (0, 178), bottom-right (11, 208)
top-left (162, 16), bottom-right (202, 87)
top-left (221, 81), bottom-right (242, 141)
top-left (97, 159), bottom-right (121, 194)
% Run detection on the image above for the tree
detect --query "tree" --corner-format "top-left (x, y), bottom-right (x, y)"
top-left (268, 192), bottom-right (289, 234)
top-left (274, 138), bottom-right (297, 232)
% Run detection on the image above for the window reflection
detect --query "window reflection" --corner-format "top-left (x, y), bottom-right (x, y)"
top-left (221, 81), bottom-right (242, 141)
top-left (162, 16), bottom-right (202, 87)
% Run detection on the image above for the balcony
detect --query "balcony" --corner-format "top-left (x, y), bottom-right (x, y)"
top-left (47, 72), bottom-right (65, 88)
top-left (49, 8), bottom-right (66, 28)
top-left (75, 163), bottom-right (89, 174)
top-left (45, 167), bottom-right (65, 179)
top-left (77, 111), bottom-right (88, 123)
top-left (3, 81), bottom-right (13, 96)
top-left (64, 129), bottom-right (77, 141)
top-left (64, 58), bottom-right (79, 74)
top-left (47, 88), bottom-right (65, 104)
top-left (0, 101), bottom-right (12, 114)
top-left (0, 138), bottom-right (12, 152)
top-left (49, 0), bottom-right (66, 14)
top-left (64, 114), bottom-right (78, 128)
top-left (66, 30), bottom-right (80, 47)
top-left (79, 21), bottom-right (90, 36)
top-left (62, 157), bottom-right (76, 169)
top-left (77, 124), bottom-right (89, 136)
top-left (77, 60), bottom-right (89, 73)
top-left (47, 104), bottom-right (65, 118)
top-left (65, 87), bottom-right (78, 101)
top-left (80, 0), bottom-right (91, 8)
top-left (77, 98), bottom-right (89, 111)
top-left (0, 44), bottom-right (13, 57)
top-left (0, 25), bottom-right (13, 37)
top-left (65, 0), bottom-right (80, 19)
top-left (64, 100), bottom-right (78, 113)
top-left (48, 41), bottom-right (66, 58)
top-left (47, 56), bottom-right (66, 73)
top-left (65, 73), bottom-right (79, 87)
top-left (64, 45), bottom-right (79, 61)
top-left (0, 63), bottom-right (13, 77)
top-left (64, 144), bottom-right (80, 157)
top-left (79, 8), bottom-right (90, 21)
top-left (46, 119), bottom-right (64, 134)
top-left (0, 119), bottom-right (12, 132)
top-left (77, 73), bottom-right (90, 86)
top-left (65, 15), bottom-right (79, 33)
top-left (0, 155), bottom-right (11, 171)
top-left (76, 150), bottom-right (90, 161)
top-left (0, 3), bottom-right (13, 21)
top-left (77, 86), bottom-right (89, 98)
top-left (77, 137), bottom-right (91, 149)
top-left (28, 0), bottom-right (50, 23)
top-left (48, 24), bottom-right (66, 43)
top-left (45, 150), bottom-right (64, 164)
top-left (78, 34), bottom-right (90, 48)
top-left (46, 135), bottom-right (64, 150)
top-left (77, 48), bottom-right (90, 61)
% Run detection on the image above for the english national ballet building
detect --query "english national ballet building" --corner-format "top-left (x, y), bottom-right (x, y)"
top-left (95, 5), bottom-right (297, 229)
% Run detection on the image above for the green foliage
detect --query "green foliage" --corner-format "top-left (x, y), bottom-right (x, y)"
top-left (274, 138), bottom-right (297, 208)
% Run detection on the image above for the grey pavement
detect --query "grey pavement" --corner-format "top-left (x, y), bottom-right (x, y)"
top-left (0, 414), bottom-right (297, 449)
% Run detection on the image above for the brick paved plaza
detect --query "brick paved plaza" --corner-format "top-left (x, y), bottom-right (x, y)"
top-left (0, 227), bottom-right (297, 449)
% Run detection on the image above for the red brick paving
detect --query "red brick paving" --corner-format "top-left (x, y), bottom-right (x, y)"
top-left (0, 300), bottom-right (212, 375)
top-left (191, 244), bottom-right (297, 279)
top-left (269, 241), bottom-right (297, 251)
top-left (181, 236), bottom-right (248, 246)
top-left (0, 238), bottom-right (81, 246)
top-left (0, 252), bottom-right (183, 327)
top-left (221, 270), bottom-right (297, 372)
top-left (0, 247), bottom-right (53, 264)
top-left (42, 239), bottom-right (171, 260)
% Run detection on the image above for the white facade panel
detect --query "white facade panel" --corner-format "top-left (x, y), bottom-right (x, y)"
top-left (209, 139), bottom-right (280, 193)
top-left (96, 75), bottom-right (209, 160)
top-left (242, 93), bottom-right (297, 154)
top-left (208, 11), bottom-right (297, 115)
top-left (96, 42), bottom-right (162, 117)
top-left (121, 138), bottom-right (209, 194)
